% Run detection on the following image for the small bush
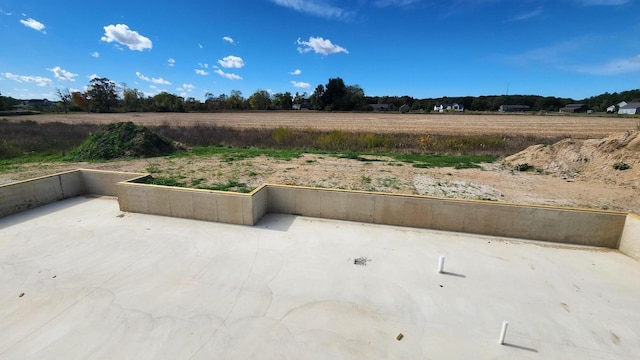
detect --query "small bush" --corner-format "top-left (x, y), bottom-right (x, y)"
top-left (613, 162), bottom-right (631, 170)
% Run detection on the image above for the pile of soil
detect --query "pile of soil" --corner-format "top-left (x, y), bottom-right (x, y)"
top-left (504, 131), bottom-right (640, 187)
top-left (70, 122), bottom-right (182, 161)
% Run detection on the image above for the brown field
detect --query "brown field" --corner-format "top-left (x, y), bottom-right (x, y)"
top-left (8, 112), bottom-right (639, 138)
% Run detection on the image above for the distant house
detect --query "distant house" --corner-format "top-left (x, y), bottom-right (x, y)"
top-left (292, 103), bottom-right (313, 110)
top-left (559, 104), bottom-right (588, 113)
top-left (369, 104), bottom-right (390, 111)
top-left (607, 101), bottom-right (628, 113)
top-left (499, 105), bottom-right (530, 113)
top-left (399, 104), bottom-right (410, 113)
top-left (433, 103), bottom-right (464, 112)
top-left (13, 99), bottom-right (56, 110)
top-left (618, 102), bottom-right (640, 115)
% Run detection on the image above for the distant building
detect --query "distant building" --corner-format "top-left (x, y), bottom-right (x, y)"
top-left (618, 102), bottom-right (640, 115)
top-left (433, 103), bottom-right (464, 112)
top-left (559, 104), bottom-right (588, 113)
top-left (606, 105), bottom-right (617, 113)
top-left (399, 104), bottom-right (410, 113)
top-left (499, 105), bottom-right (530, 113)
top-left (292, 103), bottom-right (313, 110)
top-left (369, 104), bottom-right (390, 111)
top-left (13, 99), bottom-right (56, 110)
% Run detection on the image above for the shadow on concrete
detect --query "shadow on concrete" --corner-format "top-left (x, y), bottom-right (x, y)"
top-left (0, 196), bottom-right (95, 230)
top-left (441, 271), bottom-right (466, 278)
top-left (255, 213), bottom-right (297, 232)
top-left (503, 343), bottom-right (538, 353)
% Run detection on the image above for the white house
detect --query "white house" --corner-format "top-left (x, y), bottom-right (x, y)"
top-left (433, 103), bottom-right (464, 112)
top-left (618, 102), bottom-right (640, 115)
top-left (606, 105), bottom-right (616, 113)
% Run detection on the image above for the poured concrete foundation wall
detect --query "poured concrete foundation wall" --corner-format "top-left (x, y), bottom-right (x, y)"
top-left (619, 214), bottom-right (640, 262)
top-left (116, 182), bottom-right (256, 225)
top-left (80, 169), bottom-right (145, 196)
top-left (1, 170), bottom-right (635, 253)
top-left (0, 171), bottom-right (83, 217)
top-left (266, 185), bottom-right (626, 248)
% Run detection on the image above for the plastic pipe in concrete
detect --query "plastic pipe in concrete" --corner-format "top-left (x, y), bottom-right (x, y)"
top-left (499, 321), bottom-right (509, 345)
top-left (438, 255), bottom-right (445, 273)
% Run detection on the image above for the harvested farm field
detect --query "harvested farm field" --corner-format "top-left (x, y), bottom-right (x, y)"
top-left (1, 113), bottom-right (639, 213)
top-left (6, 111), bottom-right (639, 137)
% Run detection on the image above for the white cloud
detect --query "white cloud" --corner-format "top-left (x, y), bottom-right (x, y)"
top-left (168, 58), bottom-right (175, 67)
top-left (223, 36), bottom-right (235, 44)
top-left (291, 81), bottom-right (311, 89)
top-left (296, 36), bottom-right (348, 55)
top-left (271, 0), bottom-right (352, 19)
top-left (218, 55), bottom-right (245, 68)
top-left (194, 69), bottom-right (209, 76)
top-left (88, 74), bottom-right (100, 80)
top-left (47, 66), bottom-right (78, 81)
top-left (151, 77), bottom-right (171, 85)
top-left (289, 69), bottom-right (302, 75)
top-left (506, 7), bottom-right (543, 22)
top-left (2, 72), bottom-right (52, 87)
top-left (136, 71), bottom-right (150, 81)
top-left (1, 9), bottom-right (13, 16)
top-left (177, 83), bottom-right (195, 92)
top-left (198, 63), bottom-right (209, 69)
top-left (214, 69), bottom-right (242, 80)
top-left (198, 43), bottom-right (203, 49)
top-left (20, 18), bottom-right (46, 33)
top-left (91, 51), bottom-right (100, 58)
top-left (573, 54), bottom-right (640, 75)
top-left (100, 24), bottom-right (152, 51)
top-left (136, 71), bottom-right (171, 85)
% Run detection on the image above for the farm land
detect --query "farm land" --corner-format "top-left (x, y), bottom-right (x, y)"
top-left (1, 112), bottom-right (639, 213)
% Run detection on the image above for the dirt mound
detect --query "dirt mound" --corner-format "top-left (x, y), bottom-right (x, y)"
top-left (70, 122), bottom-right (182, 161)
top-left (505, 131), bottom-right (639, 186)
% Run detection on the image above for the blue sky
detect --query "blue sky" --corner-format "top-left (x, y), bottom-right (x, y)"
top-left (1, 0), bottom-right (639, 101)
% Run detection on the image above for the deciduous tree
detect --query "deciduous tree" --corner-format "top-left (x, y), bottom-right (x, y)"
top-left (87, 77), bottom-right (119, 112)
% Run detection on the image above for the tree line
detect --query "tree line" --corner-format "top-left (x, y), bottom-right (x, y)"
top-left (3, 76), bottom-right (640, 114)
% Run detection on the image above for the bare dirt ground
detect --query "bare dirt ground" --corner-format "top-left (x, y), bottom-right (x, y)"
top-left (3, 113), bottom-right (639, 213)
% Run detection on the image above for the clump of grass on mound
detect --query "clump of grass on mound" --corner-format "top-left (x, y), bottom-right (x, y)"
top-left (68, 122), bottom-right (182, 161)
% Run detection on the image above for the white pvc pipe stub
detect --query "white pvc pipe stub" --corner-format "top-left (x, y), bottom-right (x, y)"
top-left (499, 321), bottom-right (509, 345)
top-left (437, 255), bottom-right (445, 273)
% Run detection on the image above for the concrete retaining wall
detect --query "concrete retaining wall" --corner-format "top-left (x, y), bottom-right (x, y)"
top-left (80, 169), bottom-right (146, 196)
top-left (116, 182), bottom-right (256, 225)
top-left (0, 170), bottom-right (83, 217)
top-left (0, 170), bottom-right (635, 253)
top-left (619, 214), bottom-right (640, 262)
top-left (266, 185), bottom-right (627, 248)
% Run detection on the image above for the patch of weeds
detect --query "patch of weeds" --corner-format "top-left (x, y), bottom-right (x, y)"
top-left (305, 159), bottom-right (316, 164)
top-left (146, 163), bottom-right (160, 174)
top-left (613, 162), bottom-right (631, 170)
top-left (248, 171), bottom-right (258, 177)
top-left (377, 177), bottom-right (400, 189)
top-left (197, 179), bottom-right (251, 193)
top-left (393, 153), bottom-right (497, 168)
top-left (361, 175), bottom-right (372, 184)
top-left (140, 176), bottom-right (186, 187)
top-left (191, 177), bottom-right (205, 187)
